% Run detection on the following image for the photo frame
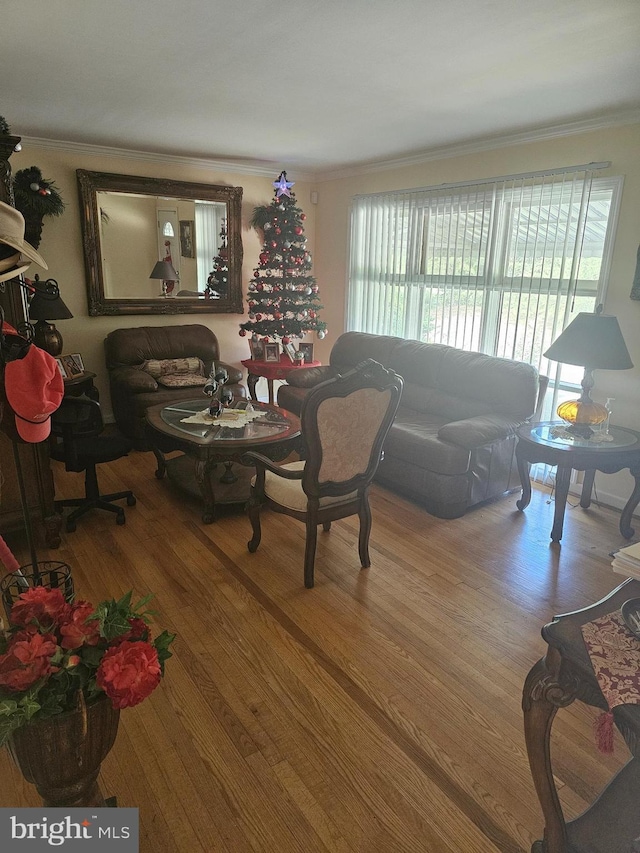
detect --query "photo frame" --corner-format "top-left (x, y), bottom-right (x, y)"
top-left (179, 220), bottom-right (195, 258)
top-left (60, 353), bottom-right (85, 378)
top-left (249, 338), bottom-right (265, 361)
top-left (264, 343), bottom-right (280, 363)
top-left (298, 342), bottom-right (314, 364)
top-left (55, 358), bottom-right (68, 379)
top-left (283, 341), bottom-right (297, 363)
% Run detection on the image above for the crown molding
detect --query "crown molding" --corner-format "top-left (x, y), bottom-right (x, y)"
top-left (313, 109), bottom-right (640, 183)
top-left (19, 136), bottom-right (318, 182)
top-left (19, 107), bottom-right (640, 186)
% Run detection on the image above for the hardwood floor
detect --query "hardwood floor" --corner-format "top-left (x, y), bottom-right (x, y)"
top-left (0, 449), bottom-right (634, 852)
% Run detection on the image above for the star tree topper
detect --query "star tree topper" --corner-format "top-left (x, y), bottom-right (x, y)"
top-left (273, 171), bottom-right (295, 198)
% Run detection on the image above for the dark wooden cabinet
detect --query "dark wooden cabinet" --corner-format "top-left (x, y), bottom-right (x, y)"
top-left (0, 135), bottom-right (61, 549)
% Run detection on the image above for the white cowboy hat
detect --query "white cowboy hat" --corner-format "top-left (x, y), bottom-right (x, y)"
top-left (0, 251), bottom-right (30, 283)
top-left (0, 201), bottom-right (48, 269)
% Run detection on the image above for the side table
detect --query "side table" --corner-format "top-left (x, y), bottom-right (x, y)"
top-left (241, 355), bottom-right (321, 404)
top-left (63, 371), bottom-right (99, 401)
top-left (516, 421), bottom-right (640, 543)
top-left (523, 578), bottom-right (640, 852)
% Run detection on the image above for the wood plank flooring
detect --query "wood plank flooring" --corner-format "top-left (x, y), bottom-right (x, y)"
top-left (0, 448), bottom-right (634, 852)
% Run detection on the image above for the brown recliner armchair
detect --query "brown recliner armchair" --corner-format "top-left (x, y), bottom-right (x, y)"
top-left (104, 324), bottom-right (246, 450)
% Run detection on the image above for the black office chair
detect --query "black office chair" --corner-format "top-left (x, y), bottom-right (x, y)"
top-left (49, 396), bottom-right (136, 532)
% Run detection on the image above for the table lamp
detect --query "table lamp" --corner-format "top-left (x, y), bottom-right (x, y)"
top-left (543, 309), bottom-right (633, 438)
top-left (150, 260), bottom-right (178, 296)
top-left (28, 278), bottom-right (73, 357)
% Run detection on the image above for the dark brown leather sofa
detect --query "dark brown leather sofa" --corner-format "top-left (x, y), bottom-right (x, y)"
top-left (104, 324), bottom-right (245, 450)
top-left (277, 332), bottom-right (545, 519)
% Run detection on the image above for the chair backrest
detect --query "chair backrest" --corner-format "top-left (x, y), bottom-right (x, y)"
top-left (300, 359), bottom-right (403, 499)
top-left (50, 396), bottom-right (104, 472)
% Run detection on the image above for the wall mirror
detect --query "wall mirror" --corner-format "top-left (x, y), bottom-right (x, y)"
top-left (77, 170), bottom-right (243, 315)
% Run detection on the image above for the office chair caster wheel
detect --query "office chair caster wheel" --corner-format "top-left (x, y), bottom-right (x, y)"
top-left (116, 511), bottom-right (126, 525)
top-left (66, 520), bottom-right (76, 533)
top-left (127, 495), bottom-right (136, 506)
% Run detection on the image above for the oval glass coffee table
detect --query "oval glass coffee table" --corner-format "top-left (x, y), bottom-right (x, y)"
top-left (145, 399), bottom-right (302, 523)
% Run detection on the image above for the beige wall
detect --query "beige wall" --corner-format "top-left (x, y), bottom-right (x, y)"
top-left (314, 122), bottom-right (640, 510)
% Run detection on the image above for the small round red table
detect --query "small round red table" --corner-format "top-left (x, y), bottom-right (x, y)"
top-left (241, 355), bottom-right (321, 404)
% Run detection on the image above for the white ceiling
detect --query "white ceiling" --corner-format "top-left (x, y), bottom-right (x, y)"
top-left (4, 0), bottom-right (640, 176)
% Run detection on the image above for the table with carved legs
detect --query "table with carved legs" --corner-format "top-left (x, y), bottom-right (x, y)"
top-left (516, 422), bottom-right (640, 543)
top-left (145, 399), bottom-right (301, 523)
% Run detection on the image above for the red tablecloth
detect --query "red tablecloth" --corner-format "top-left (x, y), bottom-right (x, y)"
top-left (241, 355), bottom-right (321, 381)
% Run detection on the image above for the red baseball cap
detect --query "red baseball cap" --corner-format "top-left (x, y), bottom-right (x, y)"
top-left (4, 339), bottom-right (64, 442)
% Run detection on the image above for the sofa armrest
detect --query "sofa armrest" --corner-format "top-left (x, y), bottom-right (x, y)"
top-left (438, 414), bottom-right (524, 450)
top-left (110, 365), bottom-right (158, 393)
top-left (217, 360), bottom-right (243, 386)
top-left (285, 365), bottom-right (336, 389)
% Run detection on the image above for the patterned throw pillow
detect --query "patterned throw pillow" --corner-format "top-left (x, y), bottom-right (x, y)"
top-left (142, 357), bottom-right (205, 378)
top-left (141, 357), bottom-right (207, 388)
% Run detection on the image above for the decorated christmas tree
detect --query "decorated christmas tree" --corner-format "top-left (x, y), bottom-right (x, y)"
top-left (205, 218), bottom-right (230, 299)
top-left (239, 171), bottom-right (327, 349)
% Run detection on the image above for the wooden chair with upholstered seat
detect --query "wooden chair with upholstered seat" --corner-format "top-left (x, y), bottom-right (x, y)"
top-left (245, 359), bottom-right (403, 588)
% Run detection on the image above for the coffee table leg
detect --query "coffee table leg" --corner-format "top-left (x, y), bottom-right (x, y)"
top-left (194, 459), bottom-right (216, 523)
top-left (551, 466), bottom-right (571, 542)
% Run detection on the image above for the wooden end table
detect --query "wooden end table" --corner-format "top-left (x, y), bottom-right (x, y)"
top-left (515, 421), bottom-right (640, 543)
top-left (242, 355), bottom-right (321, 404)
top-left (523, 578), bottom-right (640, 852)
top-left (63, 371), bottom-right (99, 401)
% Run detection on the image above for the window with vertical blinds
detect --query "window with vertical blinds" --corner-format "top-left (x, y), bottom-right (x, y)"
top-left (347, 164), bottom-right (622, 417)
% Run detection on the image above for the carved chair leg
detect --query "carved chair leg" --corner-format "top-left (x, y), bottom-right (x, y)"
top-left (358, 494), bottom-right (372, 568)
top-left (322, 521), bottom-right (331, 532)
top-left (247, 488), bottom-right (263, 553)
top-left (304, 511), bottom-right (319, 589)
top-left (522, 654), bottom-right (577, 853)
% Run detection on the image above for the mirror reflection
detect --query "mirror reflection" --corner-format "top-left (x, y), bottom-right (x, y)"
top-left (77, 170), bottom-right (243, 316)
top-left (98, 192), bottom-right (228, 300)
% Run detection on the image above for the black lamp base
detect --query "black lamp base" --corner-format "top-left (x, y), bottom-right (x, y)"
top-left (33, 320), bottom-right (63, 357)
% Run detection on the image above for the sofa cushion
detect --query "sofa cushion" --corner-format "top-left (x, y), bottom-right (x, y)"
top-left (384, 408), bottom-right (470, 476)
top-left (141, 356), bottom-right (207, 388)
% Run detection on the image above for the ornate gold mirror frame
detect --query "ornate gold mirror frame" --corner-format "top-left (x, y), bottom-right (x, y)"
top-left (77, 170), bottom-right (243, 316)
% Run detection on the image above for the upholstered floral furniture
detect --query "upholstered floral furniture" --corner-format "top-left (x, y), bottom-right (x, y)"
top-left (104, 324), bottom-right (245, 450)
top-left (277, 332), bottom-right (546, 519)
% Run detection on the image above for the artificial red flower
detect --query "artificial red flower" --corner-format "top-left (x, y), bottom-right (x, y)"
top-left (96, 641), bottom-right (161, 709)
top-left (58, 601), bottom-right (101, 650)
top-left (111, 617), bottom-right (150, 646)
top-left (0, 631), bottom-right (57, 692)
top-left (10, 587), bottom-right (71, 630)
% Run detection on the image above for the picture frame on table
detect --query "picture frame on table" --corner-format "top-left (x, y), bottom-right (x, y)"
top-left (60, 353), bottom-right (85, 378)
top-left (179, 220), bottom-right (195, 258)
top-left (283, 342), bottom-right (297, 363)
top-left (264, 343), bottom-right (281, 363)
top-left (298, 342), bottom-right (314, 364)
top-left (249, 338), bottom-right (265, 361)
top-left (55, 358), bottom-right (68, 379)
